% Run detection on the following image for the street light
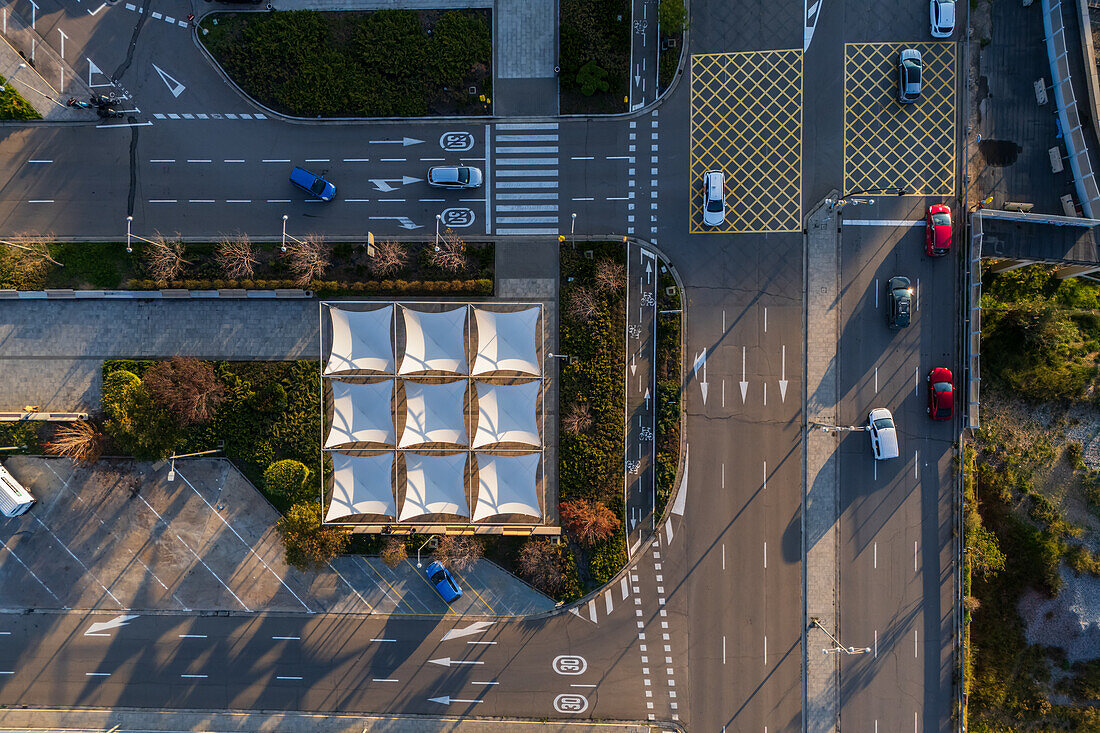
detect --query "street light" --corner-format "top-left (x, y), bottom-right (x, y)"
top-left (810, 618), bottom-right (871, 655)
top-left (571, 212), bottom-right (577, 249)
top-left (547, 352), bottom-right (572, 364)
top-left (166, 446), bottom-right (223, 483)
top-left (125, 215), bottom-right (133, 253)
top-left (281, 214), bottom-right (289, 253)
top-left (416, 536), bottom-right (436, 568)
top-left (434, 214), bottom-right (442, 252)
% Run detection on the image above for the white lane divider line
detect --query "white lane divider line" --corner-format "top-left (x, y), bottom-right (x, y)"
top-left (181, 674), bottom-right (208, 679)
top-left (86, 672), bottom-right (110, 676)
top-left (874, 629), bottom-right (878, 658)
top-left (179, 634), bottom-right (207, 639)
top-left (763, 541), bottom-right (767, 569)
top-left (276, 676), bottom-right (303, 680)
top-left (722, 543), bottom-right (726, 570)
top-left (466, 641), bottom-right (496, 645)
top-left (273, 636), bottom-right (300, 641)
top-left (370, 638), bottom-right (396, 643)
top-left (373, 678), bottom-right (399, 683)
top-left (915, 541), bottom-right (918, 572)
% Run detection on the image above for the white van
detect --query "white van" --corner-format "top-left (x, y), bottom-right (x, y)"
top-left (702, 170), bottom-right (726, 227)
top-left (868, 408), bottom-right (900, 460)
top-left (0, 463), bottom-right (35, 517)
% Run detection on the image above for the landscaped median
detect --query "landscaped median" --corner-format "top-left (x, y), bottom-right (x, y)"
top-left (0, 75), bottom-right (41, 120)
top-left (198, 9), bottom-right (492, 117)
top-left (0, 234), bottom-right (493, 297)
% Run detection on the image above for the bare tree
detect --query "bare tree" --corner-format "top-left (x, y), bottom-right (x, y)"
top-left (3, 233), bottom-right (61, 281)
top-left (428, 228), bottom-right (468, 273)
top-left (594, 259), bottom-right (625, 294)
top-left (144, 233), bottom-right (189, 281)
top-left (518, 539), bottom-right (571, 595)
top-left (561, 402), bottom-right (593, 436)
top-left (44, 420), bottom-right (103, 465)
top-left (285, 234), bottom-right (330, 286)
top-left (433, 534), bottom-right (483, 571)
top-left (559, 499), bottom-right (621, 546)
top-left (142, 356), bottom-right (226, 426)
top-left (215, 234), bottom-right (259, 279)
top-left (963, 596), bottom-right (981, 614)
top-left (369, 240), bottom-right (408, 277)
top-left (566, 286), bottom-right (599, 323)
top-left (380, 537), bottom-right (408, 568)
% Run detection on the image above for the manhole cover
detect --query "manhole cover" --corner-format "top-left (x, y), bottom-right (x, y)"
top-left (979, 139), bottom-right (1021, 166)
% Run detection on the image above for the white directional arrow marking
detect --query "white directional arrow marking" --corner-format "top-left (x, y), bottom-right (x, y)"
top-left (630, 354), bottom-right (637, 376)
top-left (778, 345), bottom-right (788, 402)
top-left (369, 137), bottom-right (424, 146)
top-left (441, 621), bottom-right (494, 642)
top-left (429, 696), bottom-right (483, 705)
top-left (368, 216), bottom-right (422, 230)
top-left (84, 614), bottom-right (140, 636)
top-left (428, 657), bottom-right (484, 667)
top-left (151, 64), bottom-right (185, 98)
top-left (368, 176), bottom-right (422, 192)
top-left (739, 347), bottom-right (749, 403)
top-left (693, 348), bottom-right (708, 405)
top-left (644, 387), bottom-right (650, 411)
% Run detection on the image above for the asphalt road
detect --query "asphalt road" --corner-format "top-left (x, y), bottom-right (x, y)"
top-left (0, 0), bottom-right (964, 729)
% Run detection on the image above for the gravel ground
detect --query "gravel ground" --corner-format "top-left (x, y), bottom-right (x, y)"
top-left (1019, 568), bottom-right (1100, 662)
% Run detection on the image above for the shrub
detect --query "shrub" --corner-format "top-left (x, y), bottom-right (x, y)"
top-left (576, 60), bottom-right (609, 95)
top-left (215, 234), bottom-right (259, 279)
top-left (142, 357), bottom-right (226, 426)
top-left (277, 502), bottom-right (349, 571)
top-left (44, 420), bottom-right (103, 465)
top-left (380, 537), bottom-right (408, 568)
top-left (143, 233), bottom-right (188, 281)
top-left (658, 0), bottom-right (687, 33)
top-left (0, 77), bottom-right (42, 120)
top-left (263, 459), bottom-right (312, 501)
top-left (561, 402), bottom-right (593, 435)
top-left (433, 535), bottom-right (483, 571)
top-left (559, 499), bottom-right (620, 546)
top-left (1065, 441), bottom-right (1086, 470)
top-left (518, 539), bottom-right (581, 600)
top-left (588, 525), bottom-right (627, 586)
top-left (100, 370), bottom-right (178, 460)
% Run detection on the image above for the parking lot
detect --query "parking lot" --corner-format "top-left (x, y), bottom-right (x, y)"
top-left (0, 457), bottom-right (553, 617)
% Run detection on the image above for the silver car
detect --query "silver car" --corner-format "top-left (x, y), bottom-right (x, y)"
top-left (898, 49), bottom-right (922, 103)
top-left (427, 166), bottom-right (483, 188)
top-left (702, 169), bottom-right (726, 227)
top-left (930, 0), bottom-right (955, 38)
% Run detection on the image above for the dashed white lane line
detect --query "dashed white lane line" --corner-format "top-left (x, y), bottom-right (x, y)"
top-left (180, 674), bottom-right (207, 679)
top-left (262, 159), bottom-right (291, 163)
top-left (27, 200), bottom-right (53, 203)
top-left (179, 634), bottom-right (207, 639)
top-left (466, 640), bottom-right (496, 645)
top-left (187, 159), bottom-right (211, 163)
top-left (273, 636), bottom-right (300, 640)
top-left (86, 672), bottom-right (110, 677)
top-left (149, 199), bottom-right (176, 203)
top-left (277, 676), bottom-right (303, 680)
top-left (380, 158), bottom-right (405, 162)
top-left (224, 159), bottom-right (245, 163)
top-left (226, 199), bottom-right (252, 203)
top-left (304, 158), bottom-right (329, 162)
top-left (345, 158), bottom-right (371, 162)
top-left (189, 200), bottom-right (215, 204)
top-left (267, 199), bottom-right (293, 203)
top-left (0, 672), bottom-right (12, 676)
top-left (370, 638), bottom-right (396, 643)
top-left (471, 680), bottom-right (499, 685)
top-left (373, 678), bottom-right (399, 683)
top-left (150, 159), bottom-right (174, 163)
top-left (27, 159), bottom-right (51, 163)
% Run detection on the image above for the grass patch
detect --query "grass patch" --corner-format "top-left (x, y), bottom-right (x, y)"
top-left (200, 9), bottom-right (491, 117)
top-left (559, 0), bottom-right (630, 114)
top-left (0, 76), bottom-right (42, 120)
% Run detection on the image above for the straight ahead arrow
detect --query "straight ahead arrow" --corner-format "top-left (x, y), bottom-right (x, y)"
top-left (84, 614), bottom-right (140, 636)
top-left (778, 345), bottom-right (788, 402)
top-left (644, 387), bottom-right (650, 410)
top-left (369, 137), bottom-right (424, 146)
top-left (630, 354), bottom-right (637, 376)
top-left (693, 349), bottom-right (708, 405)
top-left (429, 696), bottom-right (483, 705)
top-left (428, 657), bottom-right (484, 667)
top-left (739, 347), bottom-right (749, 403)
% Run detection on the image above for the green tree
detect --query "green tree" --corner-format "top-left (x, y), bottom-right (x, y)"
top-left (276, 502), bottom-right (349, 571)
top-left (658, 0), bottom-right (687, 33)
top-left (263, 459), bottom-right (312, 501)
top-left (101, 370), bottom-right (178, 460)
top-left (576, 60), bottom-right (610, 96)
top-left (967, 523), bottom-right (1007, 580)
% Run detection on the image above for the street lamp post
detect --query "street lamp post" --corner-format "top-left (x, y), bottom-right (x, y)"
top-left (547, 352), bottom-right (572, 364)
top-left (434, 214), bottom-right (442, 251)
top-left (810, 618), bottom-right (871, 655)
top-left (416, 536), bottom-right (435, 568)
top-left (571, 212), bottom-right (577, 249)
top-left (281, 214), bottom-right (289, 253)
top-left (125, 215), bottom-right (133, 253)
top-left (166, 446), bottom-right (223, 482)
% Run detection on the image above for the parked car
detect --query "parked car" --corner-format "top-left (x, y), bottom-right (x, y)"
top-left (427, 166), bottom-right (483, 189)
top-left (898, 49), bottom-right (922, 103)
top-left (702, 169), bottom-right (726, 227)
top-left (887, 276), bottom-right (913, 329)
top-left (927, 367), bottom-right (954, 421)
top-left (868, 408), bottom-right (900, 460)
top-left (925, 204), bottom-right (952, 256)
top-left (289, 166), bottom-right (336, 202)
top-left (425, 560), bottom-right (463, 603)
top-left (930, 0), bottom-right (956, 37)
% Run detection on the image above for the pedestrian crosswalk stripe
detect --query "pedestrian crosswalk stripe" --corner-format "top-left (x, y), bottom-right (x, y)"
top-left (496, 205), bottom-right (559, 212)
top-left (496, 134), bottom-right (559, 142)
top-left (496, 228), bottom-right (559, 235)
top-left (496, 216), bottom-right (557, 224)
top-left (496, 181), bottom-right (558, 188)
top-left (496, 157), bottom-right (558, 166)
top-left (495, 171), bottom-right (559, 178)
top-left (495, 122), bottom-right (558, 130)
top-left (496, 193), bottom-right (559, 200)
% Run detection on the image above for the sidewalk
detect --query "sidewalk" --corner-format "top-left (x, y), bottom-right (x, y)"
top-left (804, 194), bottom-right (841, 733)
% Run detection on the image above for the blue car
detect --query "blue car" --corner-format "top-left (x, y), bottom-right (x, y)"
top-left (289, 166), bottom-right (336, 201)
top-left (426, 560), bottom-right (463, 603)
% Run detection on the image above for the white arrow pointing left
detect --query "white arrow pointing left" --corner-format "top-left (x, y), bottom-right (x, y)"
top-left (428, 695), bottom-right (483, 705)
top-left (84, 614), bottom-right (140, 636)
top-left (428, 657), bottom-right (484, 667)
top-left (441, 621), bottom-right (494, 642)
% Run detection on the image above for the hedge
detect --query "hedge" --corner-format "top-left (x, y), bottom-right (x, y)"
top-left (124, 278), bottom-right (493, 296)
top-left (0, 77), bottom-right (41, 121)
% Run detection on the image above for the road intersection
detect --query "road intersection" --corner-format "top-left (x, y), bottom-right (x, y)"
top-left (0, 0), bottom-right (964, 729)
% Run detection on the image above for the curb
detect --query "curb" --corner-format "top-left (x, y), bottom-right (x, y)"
top-left (0, 288), bottom-right (312, 299)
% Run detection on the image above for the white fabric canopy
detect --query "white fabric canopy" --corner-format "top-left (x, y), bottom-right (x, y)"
top-left (471, 307), bottom-right (541, 376)
top-left (399, 380), bottom-right (468, 447)
top-left (326, 452), bottom-right (396, 520)
top-left (324, 306), bottom-right (394, 374)
top-left (472, 381), bottom-right (541, 448)
top-left (400, 452), bottom-right (469, 520)
top-left (472, 453), bottom-right (541, 521)
top-left (399, 306), bottom-right (468, 374)
top-left (325, 380), bottom-right (395, 448)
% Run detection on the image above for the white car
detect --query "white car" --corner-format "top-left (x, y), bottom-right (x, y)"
top-left (868, 408), bottom-right (900, 460)
top-left (702, 170), bottom-right (725, 227)
top-left (930, 0), bottom-right (955, 38)
top-left (427, 166), bottom-right (483, 189)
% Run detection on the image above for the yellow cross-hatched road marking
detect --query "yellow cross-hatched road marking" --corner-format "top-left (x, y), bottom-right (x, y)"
top-left (689, 50), bottom-right (803, 233)
top-left (844, 42), bottom-right (957, 197)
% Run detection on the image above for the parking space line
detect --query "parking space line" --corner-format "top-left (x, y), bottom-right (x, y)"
top-left (0, 537), bottom-right (61, 603)
top-left (32, 515), bottom-right (122, 608)
top-left (175, 468), bottom-right (314, 612)
top-left (174, 534), bottom-right (251, 612)
top-left (327, 559), bottom-right (375, 613)
top-left (363, 557), bottom-right (424, 613)
top-left (452, 569), bottom-right (496, 614)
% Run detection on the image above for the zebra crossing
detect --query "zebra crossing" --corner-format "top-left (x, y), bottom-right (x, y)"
top-left (492, 123), bottom-right (560, 235)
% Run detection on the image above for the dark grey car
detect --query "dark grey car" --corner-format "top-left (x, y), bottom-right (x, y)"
top-left (887, 276), bottom-right (912, 329)
top-left (898, 49), bottom-right (922, 103)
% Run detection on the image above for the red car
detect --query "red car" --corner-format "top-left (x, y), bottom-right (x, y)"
top-left (926, 204), bottom-right (952, 256)
top-left (927, 367), bottom-right (954, 421)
